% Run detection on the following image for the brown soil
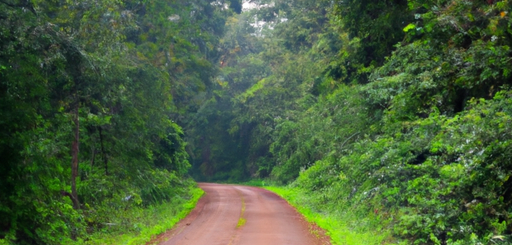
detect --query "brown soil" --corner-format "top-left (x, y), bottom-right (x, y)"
top-left (151, 183), bottom-right (331, 245)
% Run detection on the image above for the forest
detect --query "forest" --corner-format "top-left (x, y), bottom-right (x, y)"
top-left (1, 0), bottom-right (512, 244)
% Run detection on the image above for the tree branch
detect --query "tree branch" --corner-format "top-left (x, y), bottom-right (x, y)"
top-left (60, 190), bottom-right (80, 209)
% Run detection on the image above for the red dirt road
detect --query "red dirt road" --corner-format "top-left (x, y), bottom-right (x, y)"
top-left (155, 183), bottom-right (330, 245)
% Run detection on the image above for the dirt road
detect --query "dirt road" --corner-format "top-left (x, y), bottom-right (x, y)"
top-left (154, 183), bottom-right (330, 245)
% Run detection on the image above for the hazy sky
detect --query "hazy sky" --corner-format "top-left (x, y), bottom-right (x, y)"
top-left (242, 1), bottom-right (258, 11)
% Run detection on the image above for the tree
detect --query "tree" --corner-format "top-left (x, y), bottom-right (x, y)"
top-left (0, 0), bottom-right (226, 242)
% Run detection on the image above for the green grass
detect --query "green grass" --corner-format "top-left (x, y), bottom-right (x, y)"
top-left (265, 186), bottom-right (402, 245)
top-left (239, 179), bottom-right (267, 187)
top-left (75, 187), bottom-right (204, 245)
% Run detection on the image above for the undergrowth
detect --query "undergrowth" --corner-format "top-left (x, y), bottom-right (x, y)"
top-left (74, 186), bottom-right (203, 245)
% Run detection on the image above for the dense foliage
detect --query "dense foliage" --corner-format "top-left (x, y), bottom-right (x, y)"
top-left (189, 0), bottom-right (512, 244)
top-left (0, 0), bottom-right (237, 243)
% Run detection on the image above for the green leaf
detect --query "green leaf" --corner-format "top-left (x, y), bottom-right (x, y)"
top-left (403, 23), bottom-right (416, 32)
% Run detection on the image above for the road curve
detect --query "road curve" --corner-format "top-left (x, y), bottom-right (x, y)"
top-left (154, 183), bottom-right (330, 245)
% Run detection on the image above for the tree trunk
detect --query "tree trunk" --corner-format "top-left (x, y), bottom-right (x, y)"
top-left (71, 100), bottom-right (80, 210)
top-left (98, 126), bottom-right (108, 175)
top-left (90, 145), bottom-right (95, 168)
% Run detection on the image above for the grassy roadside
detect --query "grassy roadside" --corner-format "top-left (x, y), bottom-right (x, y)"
top-left (75, 187), bottom-right (204, 245)
top-left (264, 186), bottom-right (401, 245)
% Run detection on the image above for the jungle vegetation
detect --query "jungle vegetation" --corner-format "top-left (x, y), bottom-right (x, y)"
top-left (0, 0), bottom-right (232, 243)
top-left (189, 0), bottom-right (512, 244)
top-left (2, 0), bottom-right (512, 244)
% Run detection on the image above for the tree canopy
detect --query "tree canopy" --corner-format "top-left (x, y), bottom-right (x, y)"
top-left (0, 0), bottom-right (232, 243)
